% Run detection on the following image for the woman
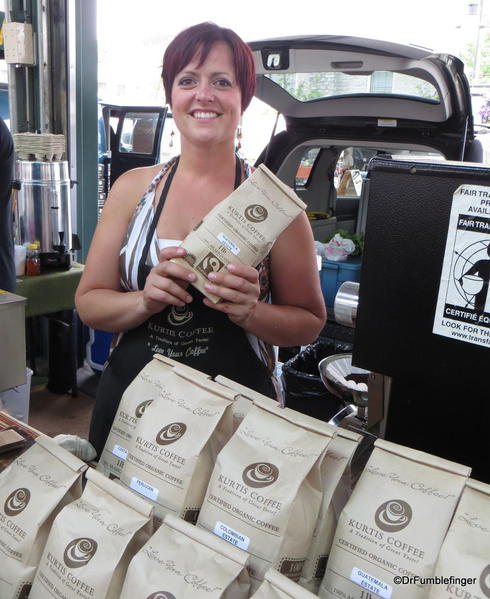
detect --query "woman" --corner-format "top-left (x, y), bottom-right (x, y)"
top-left (75, 22), bottom-right (326, 456)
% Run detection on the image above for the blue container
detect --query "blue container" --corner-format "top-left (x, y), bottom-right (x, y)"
top-left (86, 328), bottom-right (113, 372)
top-left (320, 255), bottom-right (362, 309)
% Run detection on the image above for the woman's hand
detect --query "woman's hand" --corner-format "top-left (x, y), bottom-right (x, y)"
top-left (142, 246), bottom-right (196, 314)
top-left (202, 263), bottom-right (260, 328)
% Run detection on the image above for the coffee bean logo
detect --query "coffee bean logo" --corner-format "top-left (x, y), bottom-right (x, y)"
top-left (156, 422), bottom-right (187, 446)
top-left (242, 462), bottom-right (279, 488)
top-left (375, 499), bottom-right (413, 532)
top-left (4, 488), bottom-right (31, 516)
top-left (146, 593), bottom-right (176, 599)
top-left (244, 204), bottom-right (268, 223)
top-left (135, 399), bottom-right (153, 419)
top-left (480, 564), bottom-right (490, 598)
top-left (63, 538), bottom-right (98, 568)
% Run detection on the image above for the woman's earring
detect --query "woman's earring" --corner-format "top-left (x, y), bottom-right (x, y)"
top-left (169, 128), bottom-right (175, 148)
top-left (236, 126), bottom-right (242, 152)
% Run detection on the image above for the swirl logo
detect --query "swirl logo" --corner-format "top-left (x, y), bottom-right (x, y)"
top-left (167, 305), bottom-right (193, 327)
top-left (242, 462), bottom-right (279, 488)
top-left (480, 564), bottom-right (490, 598)
top-left (375, 499), bottom-right (413, 532)
top-left (135, 399), bottom-right (153, 419)
top-left (146, 593), bottom-right (176, 599)
top-left (156, 422), bottom-right (187, 446)
top-left (63, 538), bottom-right (98, 568)
top-left (4, 488), bottom-right (31, 516)
top-left (244, 204), bottom-right (268, 223)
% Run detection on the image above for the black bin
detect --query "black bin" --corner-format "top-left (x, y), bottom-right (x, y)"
top-left (281, 338), bottom-right (352, 422)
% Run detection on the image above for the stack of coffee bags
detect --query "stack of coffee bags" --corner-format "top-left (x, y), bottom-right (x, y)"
top-left (98, 354), bottom-right (209, 480)
top-left (197, 396), bottom-right (336, 592)
top-left (319, 438), bottom-right (471, 599)
top-left (0, 435), bottom-right (87, 598)
top-left (299, 428), bottom-right (362, 593)
top-left (30, 468), bottom-right (153, 599)
top-left (428, 478), bottom-right (490, 599)
top-left (252, 569), bottom-right (319, 598)
top-left (119, 367), bottom-right (237, 525)
top-left (172, 163), bottom-right (306, 303)
top-left (120, 513), bottom-right (251, 598)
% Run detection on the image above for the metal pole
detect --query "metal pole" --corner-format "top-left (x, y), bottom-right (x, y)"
top-left (473, 0), bottom-right (484, 81)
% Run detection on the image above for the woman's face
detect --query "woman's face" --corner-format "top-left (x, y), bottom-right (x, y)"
top-left (171, 41), bottom-right (242, 150)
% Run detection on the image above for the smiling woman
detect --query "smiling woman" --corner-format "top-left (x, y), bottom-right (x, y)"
top-left (75, 22), bottom-right (326, 457)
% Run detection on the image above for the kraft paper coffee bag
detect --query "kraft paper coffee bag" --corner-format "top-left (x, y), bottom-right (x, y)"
top-left (251, 569), bottom-right (319, 599)
top-left (299, 428), bottom-right (362, 593)
top-left (30, 468), bottom-right (153, 599)
top-left (319, 438), bottom-right (471, 599)
top-left (0, 434), bottom-right (87, 599)
top-left (120, 367), bottom-right (236, 524)
top-left (120, 513), bottom-right (250, 599)
top-left (197, 396), bottom-right (335, 591)
top-left (98, 354), bottom-right (210, 480)
top-left (214, 374), bottom-right (276, 431)
top-left (428, 478), bottom-right (490, 599)
top-left (172, 163), bottom-right (306, 302)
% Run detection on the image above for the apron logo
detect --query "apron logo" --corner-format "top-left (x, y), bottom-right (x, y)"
top-left (146, 593), bottom-right (176, 599)
top-left (167, 305), bottom-right (193, 326)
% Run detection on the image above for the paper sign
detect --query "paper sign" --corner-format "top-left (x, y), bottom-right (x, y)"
top-left (433, 184), bottom-right (490, 348)
top-left (337, 170), bottom-right (363, 197)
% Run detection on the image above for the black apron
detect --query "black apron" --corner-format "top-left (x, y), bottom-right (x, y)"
top-left (89, 156), bottom-right (275, 456)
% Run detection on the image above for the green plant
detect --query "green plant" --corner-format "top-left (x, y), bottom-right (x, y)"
top-left (324, 229), bottom-right (364, 256)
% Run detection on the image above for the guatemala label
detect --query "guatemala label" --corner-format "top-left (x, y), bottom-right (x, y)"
top-left (433, 184), bottom-right (490, 348)
top-left (351, 567), bottom-right (392, 599)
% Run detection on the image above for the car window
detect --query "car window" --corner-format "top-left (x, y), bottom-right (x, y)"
top-left (265, 71), bottom-right (440, 103)
top-left (118, 112), bottom-right (159, 154)
top-left (295, 147), bottom-right (321, 189)
top-left (334, 146), bottom-right (443, 189)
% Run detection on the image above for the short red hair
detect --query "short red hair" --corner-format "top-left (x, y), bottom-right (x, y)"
top-left (162, 22), bottom-right (256, 112)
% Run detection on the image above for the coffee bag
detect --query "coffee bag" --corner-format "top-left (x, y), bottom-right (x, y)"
top-left (428, 478), bottom-right (490, 599)
top-left (197, 396), bottom-right (335, 591)
top-left (0, 434), bottom-right (87, 599)
top-left (120, 513), bottom-right (250, 598)
top-left (299, 428), bottom-right (362, 593)
top-left (319, 438), bottom-right (471, 599)
top-left (30, 468), bottom-right (153, 599)
top-left (97, 354), bottom-right (210, 480)
top-left (251, 569), bottom-right (320, 599)
top-left (120, 367), bottom-right (236, 524)
top-left (172, 164), bottom-right (306, 302)
top-left (214, 374), bottom-right (276, 431)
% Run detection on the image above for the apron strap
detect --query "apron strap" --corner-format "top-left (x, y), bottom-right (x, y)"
top-left (137, 157), bottom-right (180, 289)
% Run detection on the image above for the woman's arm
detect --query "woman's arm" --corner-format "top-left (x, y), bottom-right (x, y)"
top-left (203, 211), bottom-right (326, 346)
top-left (75, 168), bottom-right (196, 333)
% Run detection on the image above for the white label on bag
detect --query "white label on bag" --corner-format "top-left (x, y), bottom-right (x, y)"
top-left (130, 477), bottom-right (159, 501)
top-left (351, 567), bottom-right (392, 599)
top-left (214, 521), bottom-right (250, 550)
top-left (112, 444), bottom-right (128, 460)
top-left (217, 232), bottom-right (240, 255)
